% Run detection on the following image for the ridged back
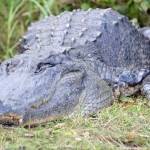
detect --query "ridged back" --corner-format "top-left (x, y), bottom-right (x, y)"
top-left (20, 8), bottom-right (150, 69)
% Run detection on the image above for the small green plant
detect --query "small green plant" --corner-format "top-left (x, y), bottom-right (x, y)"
top-left (0, 0), bottom-right (58, 60)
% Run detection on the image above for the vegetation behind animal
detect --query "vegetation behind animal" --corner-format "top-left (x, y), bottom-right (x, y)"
top-left (0, 0), bottom-right (149, 60)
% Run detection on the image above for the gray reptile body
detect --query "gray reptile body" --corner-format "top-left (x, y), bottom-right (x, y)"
top-left (0, 8), bottom-right (149, 125)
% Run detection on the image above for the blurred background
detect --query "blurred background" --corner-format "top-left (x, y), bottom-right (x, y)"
top-left (0, 0), bottom-right (149, 60)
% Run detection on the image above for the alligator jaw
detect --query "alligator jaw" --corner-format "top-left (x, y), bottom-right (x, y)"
top-left (22, 115), bottom-right (64, 128)
top-left (0, 113), bottom-right (63, 127)
top-left (0, 113), bottom-right (23, 126)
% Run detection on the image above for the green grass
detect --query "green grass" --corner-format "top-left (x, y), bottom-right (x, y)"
top-left (0, 0), bottom-right (58, 60)
top-left (0, 97), bottom-right (150, 150)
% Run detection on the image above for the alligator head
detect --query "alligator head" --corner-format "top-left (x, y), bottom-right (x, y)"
top-left (0, 47), bottom-right (113, 126)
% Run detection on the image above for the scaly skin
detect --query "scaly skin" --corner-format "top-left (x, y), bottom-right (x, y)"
top-left (0, 58), bottom-right (113, 126)
top-left (0, 8), bottom-right (149, 126)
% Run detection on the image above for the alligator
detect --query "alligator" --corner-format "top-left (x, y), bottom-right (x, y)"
top-left (0, 8), bottom-right (149, 126)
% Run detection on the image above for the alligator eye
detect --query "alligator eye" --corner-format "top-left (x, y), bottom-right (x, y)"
top-left (35, 62), bottom-right (55, 74)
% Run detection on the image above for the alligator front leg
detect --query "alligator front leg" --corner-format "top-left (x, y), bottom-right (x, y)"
top-left (73, 71), bottom-right (113, 117)
top-left (23, 70), bottom-right (113, 126)
top-left (141, 75), bottom-right (150, 100)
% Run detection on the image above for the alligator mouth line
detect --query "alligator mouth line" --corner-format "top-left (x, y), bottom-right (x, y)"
top-left (0, 113), bottom-right (23, 126)
top-left (0, 113), bottom-right (65, 128)
top-left (23, 115), bottom-right (64, 128)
